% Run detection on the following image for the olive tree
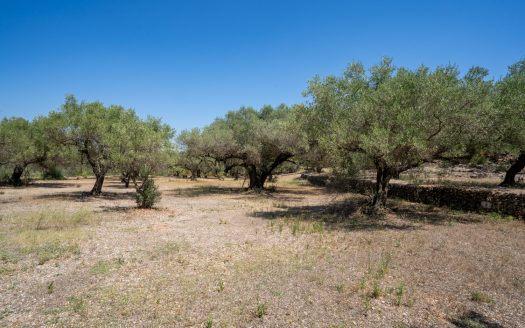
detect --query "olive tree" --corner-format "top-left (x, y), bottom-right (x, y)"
top-left (53, 95), bottom-right (140, 195)
top-left (0, 116), bottom-right (50, 185)
top-left (115, 116), bottom-right (174, 188)
top-left (493, 59), bottom-right (525, 186)
top-left (203, 105), bottom-right (306, 189)
top-left (306, 58), bottom-right (491, 208)
top-left (176, 128), bottom-right (212, 180)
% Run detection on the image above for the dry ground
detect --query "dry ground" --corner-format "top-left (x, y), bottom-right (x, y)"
top-left (0, 175), bottom-right (524, 328)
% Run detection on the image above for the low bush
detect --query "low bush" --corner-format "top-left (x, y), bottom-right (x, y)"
top-left (135, 177), bottom-right (161, 208)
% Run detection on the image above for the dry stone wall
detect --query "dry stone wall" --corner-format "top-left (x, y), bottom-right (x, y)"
top-left (300, 174), bottom-right (525, 218)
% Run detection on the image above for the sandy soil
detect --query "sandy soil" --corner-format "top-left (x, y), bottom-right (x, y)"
top-left (0, 175), bottom-right (524, 327)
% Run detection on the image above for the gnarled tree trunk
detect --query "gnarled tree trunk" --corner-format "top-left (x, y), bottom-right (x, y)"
top-left (246, 165), bottom-right (267, 189)
top-left (245, 153), bottom-right (293, 190)
top-left (121, 173), bottom-right (131, 188)
top-left (370, 164), bottom-right (394, 208)
top-left (11, 164), bottom-right (25, 187)
top-left (500, 153), bottom-right (525, 186)
top-left (91, 174), bottom-right (105, 196)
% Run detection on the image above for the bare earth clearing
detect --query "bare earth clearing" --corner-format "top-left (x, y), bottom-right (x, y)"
top-left (1, 175), bottom-right (524, 327)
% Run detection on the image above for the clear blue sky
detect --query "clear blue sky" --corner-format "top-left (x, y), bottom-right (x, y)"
top-left (0, 0), bottom-right (524, 132)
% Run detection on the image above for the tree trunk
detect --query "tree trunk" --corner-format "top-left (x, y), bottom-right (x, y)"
top-left (371, 166), bottom-right (392, 208)
top-left (190, 170), bottom-right (197, 181)
top-left (500, 153), bottom-right (525, 186)
top-left (247, 165), bottom-right (266, 189)
top-left (121, 174), bottom-right (131, 188)
top-left (11, 164), bottom-right (25, 187)
top-left (90, 174), bottom-right (105, 196)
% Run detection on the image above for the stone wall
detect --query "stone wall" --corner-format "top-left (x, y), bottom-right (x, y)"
top-left (300, 174), bottom-right (525, 218)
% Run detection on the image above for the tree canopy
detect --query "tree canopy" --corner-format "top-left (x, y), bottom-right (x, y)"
top-left (303, 58), bottom-right (493, 208)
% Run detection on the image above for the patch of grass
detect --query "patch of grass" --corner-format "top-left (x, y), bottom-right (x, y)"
top-left (470, 291), bottom-right (494, 304)
top-left (91, 258), bottom-right (125, 274)
top-left (91, 260), bottom-right (114, 274)
top-left (271, 217), bottom-right (326, 236)
top-left (513, 276), bottom-right (525, 289)
top-left (0, 249), bottom-right (19, 263)
top-left (0, 308), bottom-right (13, 320)
top-left (273, 201), bottom-right (287, 208)
top-left (370, 281), bottom-right (382, 298)
top-left (394, 283), bottom-right (406, 306)
top-left (487, 212), bottom-right (515, 222)
top-left (0, 208), bottom-right (95, 265)
top-left (67, 296), bottom-right (86, 315)
top-left (255, 302), bottom-right (267, 318)
top-left (150, 241), bottom-right (184, 260)
top-left (36, 240), bottom-right (80, 265)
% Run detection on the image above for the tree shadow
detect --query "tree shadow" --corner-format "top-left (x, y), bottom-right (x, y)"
top-left (33, 191), bottom-right (135, 202)
top-left (389, 200), bottom-right (486, 225)
top-left (2, 182), bottom-right (72, 189)
top-left (169, 186), bottom-right (247, 197)
top-left (450, 311), bottom-right (505, 328)
top-left (251, 196), bottom-right (488, 232)
top-left (104, 182), bottom-right (134, 190)
top-left (98, 205), bottom-right (133, 213)
top-left (31, 182), bottom-right (74, 188)
top-left (252, 198), bottom-right (416, 232)
top-left (168, 184), bottom-right (325, 199)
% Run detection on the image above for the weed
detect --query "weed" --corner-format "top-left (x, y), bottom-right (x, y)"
top-left (219, 219), bottom-right (228, 224)
top-left (471, 291), bottom-right (493, 304)
top-left (217, 281), bottom-right (224, 292)
top-left (362, 295), bottom-right (372, 312)
top-left (375, 252), bottom-right (391, 279)
top-left (371, 281), bottom-right (382, 298)
top-left (335, 283), bottom-right (345, 292)
top-left (256, 302), bottom-right (267, 318)
top-left (205, 318), bottom-right (213, 328)
top-left (47, 281), bottom-right (54, 294)
top-left (394, 283), bottom-right (406, 306)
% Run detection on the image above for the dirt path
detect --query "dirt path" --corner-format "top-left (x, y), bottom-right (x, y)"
top-left (1, 176), bottom-right (524, 327)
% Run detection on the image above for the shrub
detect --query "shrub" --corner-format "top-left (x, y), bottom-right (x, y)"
top-left (135, 177), bottom-right (161, 208)
top-left (42, 166), bottom-right (65, 180)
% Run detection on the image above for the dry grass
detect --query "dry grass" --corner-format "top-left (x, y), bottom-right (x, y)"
top-left (0, 175), bottom-right (524, 327)
top-left (0, 208), bottom-right (96, 266)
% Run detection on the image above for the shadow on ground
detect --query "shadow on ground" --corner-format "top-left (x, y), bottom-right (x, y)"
top-left (450, 311), bottom-right (505, 328)
top-left (168, 185), bottom-right (325, 198)
top-left (33, 191), bottom-right (135, 202)
top-left (251, 197), bottom-right (486, 232)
